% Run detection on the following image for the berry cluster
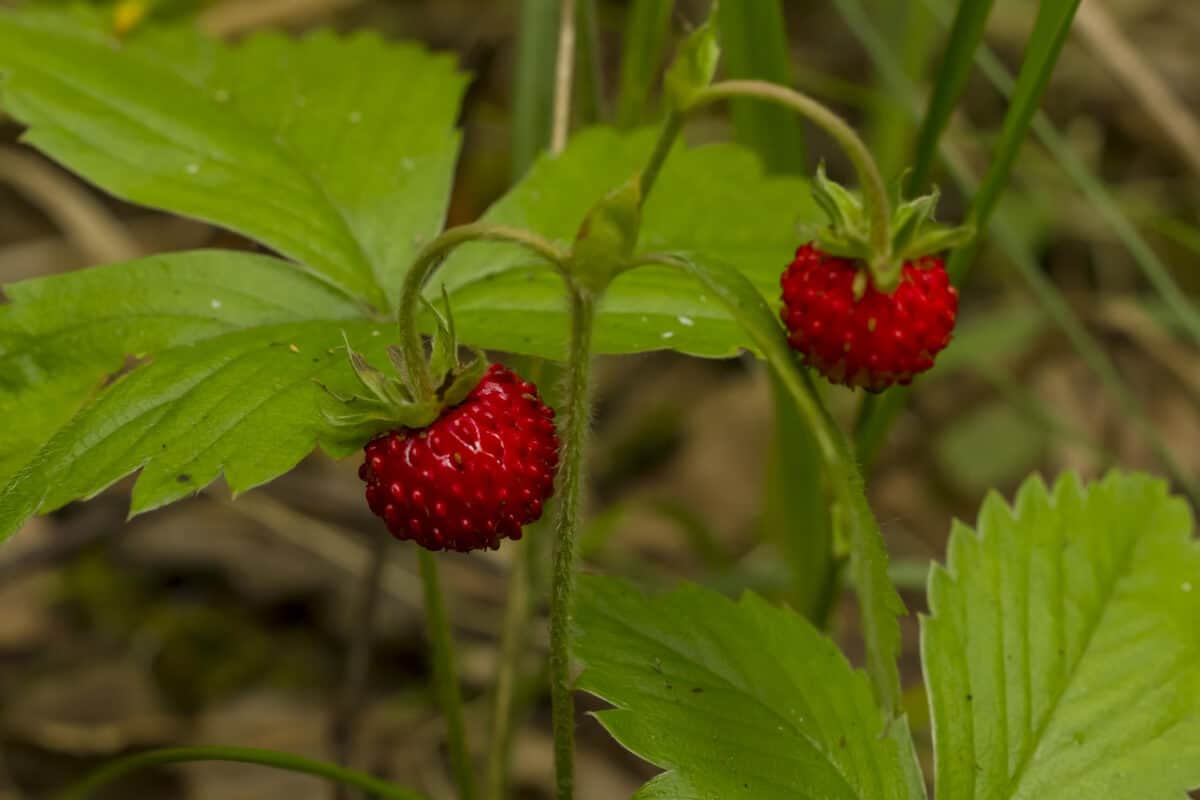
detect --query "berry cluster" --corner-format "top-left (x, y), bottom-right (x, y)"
top-left (359, 364), bottom-right (560, 552)
top-left (780, 244), bottom-right (958, 392)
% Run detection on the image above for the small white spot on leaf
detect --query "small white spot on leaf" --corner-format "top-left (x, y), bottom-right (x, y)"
top-left (210, 299), bottom-right (222, 310)
top-left (1183, 582), bottom-right (1193, 593)
top-left (185, 163), bottom-right (200, 175)
top-left (677, 315), bottom-right (694, 326)
top-left (401, 157), bottom-right (416, 171)
top-left (349, 111), bottom-right (362, 124)
top-left (661, 331), bottom-right (675, 339)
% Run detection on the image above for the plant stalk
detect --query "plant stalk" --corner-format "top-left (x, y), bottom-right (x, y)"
top-left (549, 285), bottom-right (597, 800)
top-left (55, 747), bottom-right (425, 800)
top-left (638, 110), bottom-right (682, 204)
top-left (418, 549), bottom-right (477, 800)
top-left (687, 80), bottom-right (892, 272)
top-left (397, 224), bottom-right (567, 400)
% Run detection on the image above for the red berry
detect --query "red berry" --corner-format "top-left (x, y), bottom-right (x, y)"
top-left (780, 243), bottom-right (958, 392)
top-left (359, 364), bottom-right (560, 552)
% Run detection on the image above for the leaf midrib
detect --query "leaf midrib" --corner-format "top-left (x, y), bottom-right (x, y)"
top-left (1000, 518), bottom-right (1143, 799)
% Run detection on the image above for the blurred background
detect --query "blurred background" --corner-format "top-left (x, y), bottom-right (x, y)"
top-left (0, 0), bottom-right (1197, 797)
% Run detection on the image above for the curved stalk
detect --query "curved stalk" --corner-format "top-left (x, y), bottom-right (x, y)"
top-left (418, 549), bottom-right (477, 800)
top-left (549, 285), bottom-right (597, 800)
top-left (55, 746), bottom-right (425, 800)
top-left (687, 80), bottom-right (892, 273)
top-left (397, 224), bottom-right (568, 400)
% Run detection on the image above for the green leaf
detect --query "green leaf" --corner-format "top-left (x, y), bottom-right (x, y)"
top-left (0, 252), bottom-right (389, 539)
top-left (438, 127), bottom-right (821, 359)
top-left (663, 6), bottom-right (720, 110)
top-left (924, 471), bottom-right (1200, 799)
top-left (0, 9), bottom-right (467, 311)
top-left (575, 575), bottom-right (926, 800)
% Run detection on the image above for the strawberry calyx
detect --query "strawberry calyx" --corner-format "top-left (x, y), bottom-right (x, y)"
top-left (321, 294), bottom-right (487, 440)
top-left (808, 164), bottom-right (974, 295)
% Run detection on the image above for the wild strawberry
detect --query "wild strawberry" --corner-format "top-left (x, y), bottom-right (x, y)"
top-left (781, 165), bottom-right (971, 391)
top-left (357, 364), bottom-right (559, 552)
top-left (780, 244), bottom-right (958, 392)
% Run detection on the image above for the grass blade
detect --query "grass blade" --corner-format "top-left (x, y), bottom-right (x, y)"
top-left (907, 0), bottom-right (997, 193)
top-left (946, 0), bottom-right (1083, 282)
top-left (615, 0), bottom-right (675, 128)
top-left (715, 0), bottom-right (806, 171)
top-left (512, 0), bottom-right (560, 178)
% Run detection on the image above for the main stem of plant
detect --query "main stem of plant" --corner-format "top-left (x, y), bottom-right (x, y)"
top-left (549, 284), bottom-right (596, 800)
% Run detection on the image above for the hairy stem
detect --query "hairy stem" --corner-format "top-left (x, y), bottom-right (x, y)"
top-left (418, 549), bottom-right (476, 800)
top-left (397, 224), bottom-right (568, 400)
top-left (549, 286), bottom-right (597, 800)
top-left (55, 746), bottom-right (425, 800)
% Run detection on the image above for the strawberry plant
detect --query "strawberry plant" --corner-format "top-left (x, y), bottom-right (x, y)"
top-left (0, 2), bottom-right (1197, 799)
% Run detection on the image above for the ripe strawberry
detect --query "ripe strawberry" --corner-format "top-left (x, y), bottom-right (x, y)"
top-left (358, 364), bottom-right (559, 552)
top-left (780, 243), bottom-right (958, 392)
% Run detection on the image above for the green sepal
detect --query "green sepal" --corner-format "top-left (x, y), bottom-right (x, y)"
top-left (569, 176), bottom-right (643, 293)
top-left (320, 296), bottom-right (489, 441)
top-left (664, 2), bottom-right (720, 110)
top-left (440, 348), bottom-right (488, 407)
top-left (807, 164), bottom-right (974, 292)
top-left (342, 332), bottom-right (412, 408)
top-left (425, 286), bottom-right (459, 389)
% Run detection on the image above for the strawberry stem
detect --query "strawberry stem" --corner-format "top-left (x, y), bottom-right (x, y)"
top-left (689, 80), bottom-right (894, 282)
top-left (398, 223), bottom-right (568, 402)
top-left (548, 284), bottom-right (596, 800)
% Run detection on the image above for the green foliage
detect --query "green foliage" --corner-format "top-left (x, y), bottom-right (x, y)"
top-left (0, 253), bottom-right (391, 538)
top-left (663, 5), bottom-right (720, 109)
top-left (0, 10), bottom-right (466, 312)
top-left (438, 127), bottom-right (822, 359)
top-left (574, 575), bottom-right (926, 800)
top-left (925, 471), bottom-right (1200, 798)
top-left (0, 9), bottom-right (827, 539)
top-left (577, 472), bottom-right (1200, 798)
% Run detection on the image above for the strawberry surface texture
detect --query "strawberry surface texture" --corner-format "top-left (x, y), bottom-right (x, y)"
top-left (359, 364), bottom-right (560, 552)
top-left (780, 243), bottom-right (959, 392)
